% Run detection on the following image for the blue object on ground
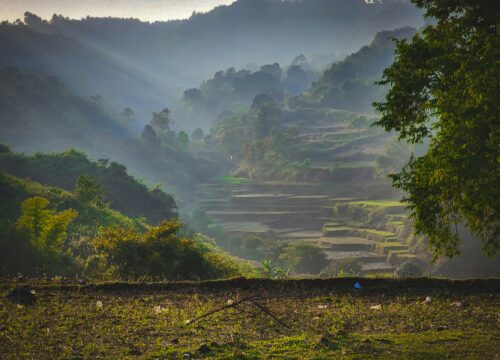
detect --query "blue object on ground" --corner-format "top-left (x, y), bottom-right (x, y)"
top-left (354, 281), bottom-right (362, 289)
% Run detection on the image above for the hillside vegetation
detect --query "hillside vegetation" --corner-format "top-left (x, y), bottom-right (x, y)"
top-left (0, 151), bottom-right (243, 279)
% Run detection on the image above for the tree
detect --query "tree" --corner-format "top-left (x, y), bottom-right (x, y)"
top-left (176, 131), bottom-right (189, 150)
top-left (75, 175), bottom-right (105, 208)
top-left (374, 1), bottom-right (499, 258)
top-left (254, 100), bottom-right (281, 140)
top-left (150, 107), bottom-right (173, 136)
top-left (120, 107), bottom-right (135, 126)
top-left (191, 128), bottom-right (204, 141)
top-left (141, 124), bottom-right (158, 145)
top-left (16, 197), bottom-right (77, 255)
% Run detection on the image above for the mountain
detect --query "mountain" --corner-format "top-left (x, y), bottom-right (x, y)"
top-left (0, 145), bottom-right (177, 224)
top-left (1, 0), bottom-right (424, 123)
top-left (293, 26), bottom-right (418, 113)
top-left (0, 66), bottom-right (128, 153)
top-left (0, 67), bottom-right (220, 203)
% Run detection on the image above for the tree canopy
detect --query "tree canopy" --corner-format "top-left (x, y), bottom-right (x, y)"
top-left (374, 0), bottom-right (499, 258)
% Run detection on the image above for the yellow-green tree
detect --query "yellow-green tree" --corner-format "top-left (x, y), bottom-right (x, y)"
top-left (16, 197), bottom-right (77, 255)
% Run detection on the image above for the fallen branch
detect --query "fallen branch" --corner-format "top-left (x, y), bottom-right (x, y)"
top-left (251, 300), bottom-right (290, 328)
top-left (186, 295), bottom-right (290, 328)
top-left (187, 295), bottom-right (257, 325)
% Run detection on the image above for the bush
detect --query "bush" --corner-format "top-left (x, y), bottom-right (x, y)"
top-left (94, 220), bottom-right (241, 280)
top-left (394, 260), bottom-right (423, 278)
top-left (321, 258), bottom-right (362, 277)
top-left (0, 196), bottom-right (78, 276)
top-left (280, 242), bottom-right (328, 275)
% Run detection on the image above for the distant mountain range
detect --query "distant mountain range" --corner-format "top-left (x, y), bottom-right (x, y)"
top-left (0, 0), bottom-right (424, 122)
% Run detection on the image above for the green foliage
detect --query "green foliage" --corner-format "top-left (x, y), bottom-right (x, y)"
top-left (15, 196), bottom-right (77, 255)
top-left (321, 258), bottom-right (362, 277)
top-left (374, 1), bottom-right (500, 258)
top-left (176, 131), bottom-right (189, 150)
top-left (94, 220), bottom-right (240, 280)
top-left (0, 170), bottom-right (148, 276)
top-left (261, 259), bottom-right (290, 279)
top-left (0, 146), bottom-right (177, 224)
top-left (280, 242), bottom-right (328, 275)
top-left (254, 101), bottom-right (281, 140)
top-left (296, 27), bottom-right (417, 112)
top-left (74, 175), bottom-right (105, 207)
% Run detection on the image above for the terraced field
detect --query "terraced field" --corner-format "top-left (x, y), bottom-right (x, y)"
top-left (196, 112), bottom-right (416, 275)
top-left (196, 178), bottom-right (415, 275)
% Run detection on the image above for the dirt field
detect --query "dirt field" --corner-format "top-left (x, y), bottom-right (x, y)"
top-left (1, 278), bottom-right (499, 359)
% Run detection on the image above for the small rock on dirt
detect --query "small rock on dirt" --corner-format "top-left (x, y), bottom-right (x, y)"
top-left (198, 344), bottom-right (210, 354)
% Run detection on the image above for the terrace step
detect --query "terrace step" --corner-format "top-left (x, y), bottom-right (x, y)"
top-left (325, 251), bottom-right (386, 264)
top-left (320, 236), bottom-right (376, 252)
top-left (361, 262), bottom-right (395, 274)
top-left (387, 252), bottom-right (418, 266)
top-left (375, 242), bottom-right (409, 255)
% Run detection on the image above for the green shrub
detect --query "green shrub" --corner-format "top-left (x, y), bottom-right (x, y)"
top-left (280, 242), bottom-right (328, 275)
top-left (94, 220), bottom-right (241, 280)
top-left (0, 196), bottom-right (78, 276)
top-left (321, 258), bottom-right (362, 277)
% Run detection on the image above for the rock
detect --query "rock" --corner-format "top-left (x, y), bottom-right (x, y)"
top-left (198, 343), bottom-right (210, 354)
top-left (423, 296), bottom-right (432, 304)
top-left (370, 304), bottom-right (382, 310)
top-left (450, 301), bottom-right (462, 308)
top-left (7, 288), bottom-right (36, 305)
top-left (315, 335), bottom-right (340, 350)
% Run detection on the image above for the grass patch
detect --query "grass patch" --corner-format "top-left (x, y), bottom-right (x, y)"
top-left (364, 229), bottom-right (396, 237)
top-left (349, 200), bottom-right (403, 207)
top-left (213, 176), bottom-right (255, 185)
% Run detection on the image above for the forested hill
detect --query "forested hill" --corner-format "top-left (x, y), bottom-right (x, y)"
top-left (1, 0), bottom-right (423, 122)
top-left (0, 66), bottom-right (128, 153)
top-left (294, 26), bottom-right (417, 113)
top-left (0, 67), bottom-right (221, 203)
top-left (0, 26), bottom-right (172, 121)
top-left (0, 145), bottom-right (177, 224)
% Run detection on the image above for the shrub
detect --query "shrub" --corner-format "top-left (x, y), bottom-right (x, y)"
top-left (280, 242), bottom-right (328, 275)
top-left (94, 220), bottom-right (240, 280)
top-left (321, 258), bottom-right (362, 277)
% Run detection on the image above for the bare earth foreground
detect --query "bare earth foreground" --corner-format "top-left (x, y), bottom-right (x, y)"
top-left (1, 278), bottom-right (499, 359)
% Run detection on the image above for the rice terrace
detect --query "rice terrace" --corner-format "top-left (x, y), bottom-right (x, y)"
top-left (0, 0), bottom-right (498, 358)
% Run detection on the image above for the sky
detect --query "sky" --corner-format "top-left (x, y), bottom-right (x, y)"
top-left (1, 0), bottom-right (235, 22)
